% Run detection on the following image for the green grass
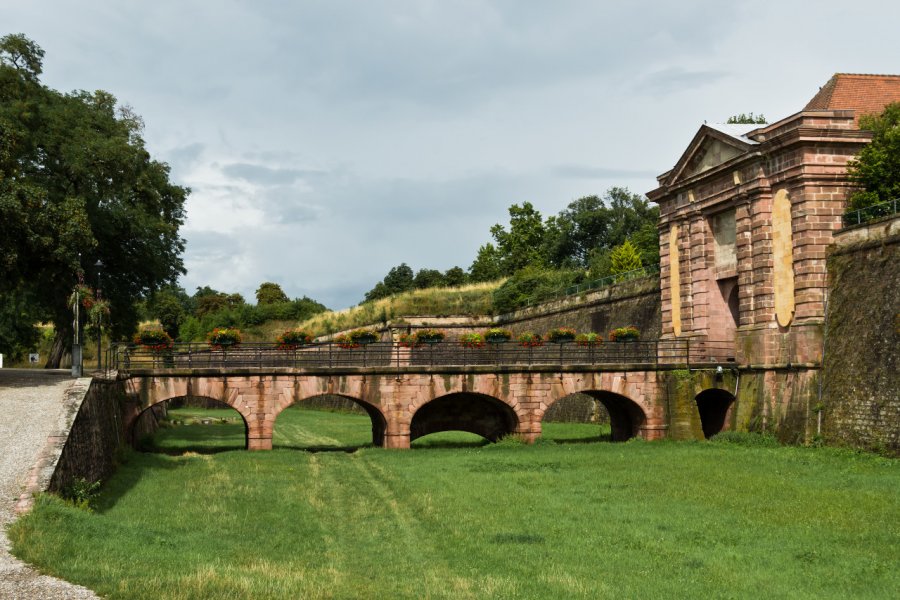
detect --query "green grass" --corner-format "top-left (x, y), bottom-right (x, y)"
top-left (10, 409), bottom-right (900, 599)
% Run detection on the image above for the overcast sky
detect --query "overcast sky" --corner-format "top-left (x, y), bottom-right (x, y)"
top-left (4, 1), bottom-right (899, 309)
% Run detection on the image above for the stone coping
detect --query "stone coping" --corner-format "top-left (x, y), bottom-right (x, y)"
top-left (14, 378), bottom-right (92, 514)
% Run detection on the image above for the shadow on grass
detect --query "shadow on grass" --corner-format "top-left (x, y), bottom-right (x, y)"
top-left (273, 444), bottom-right (375, 453)
top-left (548, 434), bottom-right (613, 445)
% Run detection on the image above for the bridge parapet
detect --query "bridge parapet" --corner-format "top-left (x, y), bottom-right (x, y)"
top-left (112, 339), bottom-right (735, 373)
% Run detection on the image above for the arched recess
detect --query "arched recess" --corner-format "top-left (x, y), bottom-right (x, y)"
top-left (410, 393), bottom-right (518, 443)
top-left (541, 393), bottom-right (611, 443)
top-left (543, 390), bottom-right (646, 442)
top-left (695, 388), bottom-right (735, 439)
top-left (132, 396), bottom-right (250, 452)
top-left (274, 394), bottom-right (387, 448)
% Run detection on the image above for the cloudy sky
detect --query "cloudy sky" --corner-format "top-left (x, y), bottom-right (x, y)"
top-left (4, 1), bottom-right (898, 309)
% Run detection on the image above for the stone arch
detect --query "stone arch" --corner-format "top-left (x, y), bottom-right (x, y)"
top-left (131, 395), bottom-right (251, 450)
top-left (695, 388), bottom-right (735, 439)
top-left (410, 392), bottom-right (519, 443)
top-left (274, 393), bottom-right (387, 447)
top-left (543, 390), bottom-right (646, 442)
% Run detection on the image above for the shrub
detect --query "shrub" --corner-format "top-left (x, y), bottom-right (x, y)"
top-left (517, 331), bottom-right (543, 347)
top-left (62, 477), bottom-right (101, 510)
top-left (491, 267), bottom-right (584, 314)
top-left (610, 326), bottom-right (640, 341)
top-left (207, 327), bottom-right (242, 350)
top-left (133, 327), bottom-right (174, 352)
top-left (276, 329), bottom-right (313, 350)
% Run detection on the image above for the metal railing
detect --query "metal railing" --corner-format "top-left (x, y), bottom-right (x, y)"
top-left (842, 198), bottom-right (899, 227)
top-left (524, 264), bottom-right (660, 307)
top-left (110, 338), bottom-right (736, 373)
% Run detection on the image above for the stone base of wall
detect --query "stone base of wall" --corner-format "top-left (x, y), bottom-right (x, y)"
top-left (736, 323), bottom-right (823, 366)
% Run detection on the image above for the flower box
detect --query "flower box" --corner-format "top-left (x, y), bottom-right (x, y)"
top-left (207, 327), bottom-right (242, 350)
top-left (276, 329), bottom-right (313, 350)
top-left (518, 332), bottom-right (544, 348)
top-left (484, 328), bottom-right (512, 344)
top-left (133, 328), bottom-right (173, 352)
top-left (610, 326), bottom-right (640, 342)
top-left (547, 327), bottom-right (577, 344)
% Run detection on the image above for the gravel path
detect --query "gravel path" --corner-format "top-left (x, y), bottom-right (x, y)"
top-left (0, 369), bottom-right (100, 599)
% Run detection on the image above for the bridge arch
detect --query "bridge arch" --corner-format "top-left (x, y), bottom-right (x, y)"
top-left (410, 392), bottom-right (519, 443)
top-left (542, 390), bottom-right (646, 442)
top-left (273, 393), bottom-right (387, 447)
top-left (132, 396), bottom-right (251, 451)
top-left (695, 388), bottom-right (735, 439)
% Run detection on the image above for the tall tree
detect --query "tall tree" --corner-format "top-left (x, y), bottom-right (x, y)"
top-left (0, 34), bottom-right (188, 365)
top-left (489, 201), bottom-right (548, 273)
top-left (256, 282), bottom-right (289, 305)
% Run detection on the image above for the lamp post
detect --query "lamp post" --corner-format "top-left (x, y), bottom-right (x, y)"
top-left (95, 259), bottom-right (104, 372)
top-left (71, 253), bottom-right (83, 377)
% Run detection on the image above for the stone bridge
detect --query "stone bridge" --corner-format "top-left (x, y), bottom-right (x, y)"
top-left (123, 363), bottom-right (731, 450)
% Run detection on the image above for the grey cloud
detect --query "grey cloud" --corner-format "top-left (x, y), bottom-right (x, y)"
top-left (553, 165), bottom-right (660, 180)
top-left (634, 67), bottom-right (729, 95)
top-left (222, 163), bottom-right (326, 186)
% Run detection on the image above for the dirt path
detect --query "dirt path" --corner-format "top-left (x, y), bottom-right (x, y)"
top-left (0, 369), bottom-right (99, 599)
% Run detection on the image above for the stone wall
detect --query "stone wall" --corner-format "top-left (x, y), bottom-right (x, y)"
top-left (47, 378), bottom-right (138, 493)
top-left (820, 223), bottom-right (900, 455)
top-left (496, 275), bottom-right (661, 338)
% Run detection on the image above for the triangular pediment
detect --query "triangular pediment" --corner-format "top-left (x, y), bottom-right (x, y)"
top-left (664, 125), bottom-right (757, 187)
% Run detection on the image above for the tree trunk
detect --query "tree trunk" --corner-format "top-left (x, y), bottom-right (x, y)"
top-left (45, 332), bottom-right (67, 368)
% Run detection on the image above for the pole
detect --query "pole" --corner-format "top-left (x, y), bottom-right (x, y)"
top-left (95, 259), bottom-right (104, 373)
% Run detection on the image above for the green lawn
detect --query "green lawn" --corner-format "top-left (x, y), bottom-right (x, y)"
top-left (10, 409), bottom-right (899, 599)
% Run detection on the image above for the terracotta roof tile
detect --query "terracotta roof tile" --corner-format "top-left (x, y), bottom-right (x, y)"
top-left (804, 74), bottom-right (900, 124)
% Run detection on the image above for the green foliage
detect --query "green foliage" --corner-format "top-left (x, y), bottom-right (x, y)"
top-left (489, 201), bottom-right (549, 272)
top-left (147, 286), bottom-right (189, 338)
top-left (0, 34), bottom-right (188, 359)
top-left (442, 266), bottom-right (468, 287)
top-left (726, 112), bottom-right (767, 124)
top-left (364, 263), bottom-right (415, 302)
top-left (709, 431), bottom-right (781, 447)
top-left (61, 477), bottom-right (100, 510)
top-left (468, 243), bottom-right (504, 282)
top-left (491, 267), bottom-right (584, 314)
top-left (458, 332), bottom-right (485, 348)
top-left (413, 269), bottom-right (445, 289)
top-left (0, 286), bottom-right (42, 360)
top-left (178, 296), bottom-right (326, 342)
top-left (255, 282), bottom-right (289, 305)
top-left (609, 239), bottom-right (643, 275)
top-left (609, 326), bottom-right (640, 341)
top-left (847, 102), bottom-right (900, 210)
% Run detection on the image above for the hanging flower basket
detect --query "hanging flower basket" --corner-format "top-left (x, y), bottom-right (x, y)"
top-left (397, 332), bottom-right (418, 348)
top-left (484, 328), bottom-right (512, 344)
top-left (414, 328), bottom-right (446, 344)
top-left (133, 328), bottom-right (173, 352)
top-left (575, 332), bottom-right (602, 347)
top-left (610, 326), bottom-right (640, 342)
top-left (337, 329), bottom-right (379, 349)
top-left (207, 327), bottom-right (242, 350)
top-left (518, 332), bottom-right (544, 348)
top-left (69, 284), bottom-right (96, 311)
top-left (276, 329), bottom-right (313, 350)
top-left (459, 332), bottom-right (485, 349)
top-left (547, 327), bottom-right (577, 344)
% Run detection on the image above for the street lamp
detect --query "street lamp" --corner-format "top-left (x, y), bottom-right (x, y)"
top-left (95, 259), bottom-right (104, 372)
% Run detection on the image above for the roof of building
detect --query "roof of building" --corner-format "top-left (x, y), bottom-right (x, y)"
top-left (705, 123), bottom-right (760, 145)
top-left (804, 73), bottom-right (900, 122)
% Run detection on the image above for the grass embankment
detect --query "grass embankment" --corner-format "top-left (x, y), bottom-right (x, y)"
top-left (10, 409), bottom-right (900, 599)
top-left (297, 281), bottom-right (502, 336)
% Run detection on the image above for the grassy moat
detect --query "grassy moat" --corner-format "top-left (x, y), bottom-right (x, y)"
top-left (9, 407), bottom-right (900, 599)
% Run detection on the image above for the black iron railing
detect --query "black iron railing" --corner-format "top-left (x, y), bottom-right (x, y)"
top-left (110, 338), bottom-right (736, 372)
top-left (842, 198), bottom-right (899, 227)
